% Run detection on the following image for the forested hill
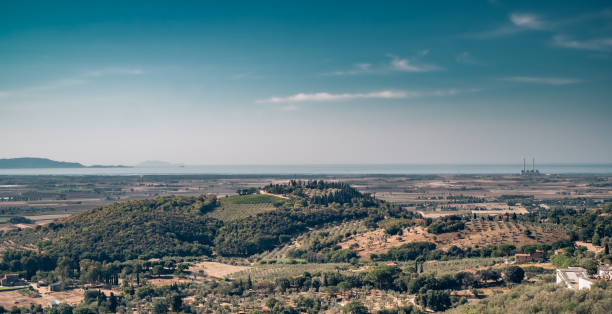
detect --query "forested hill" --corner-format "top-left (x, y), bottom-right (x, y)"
top-left (0, 180), bottom-right (414, 261)
top-left (0, 157), bottom-right (85, 168)
top-left (1, 195), bottom-right (221, 261)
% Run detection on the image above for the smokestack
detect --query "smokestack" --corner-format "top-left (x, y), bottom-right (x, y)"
top-left (523, 158), bottom-right (526, 173)
top-left (532, 158), bottom-right (535, 171)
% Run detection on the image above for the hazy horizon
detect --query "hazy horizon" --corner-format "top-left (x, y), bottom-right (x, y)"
top-left (2, 1), bottom-right (611, 165)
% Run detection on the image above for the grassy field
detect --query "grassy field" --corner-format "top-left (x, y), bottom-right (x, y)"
top-left (205, 194), bottom-right (286, 221)
top-left (230, 263), bottom-right (351, 281)
top-left (417, 257), bottom-right (504, 276)
top-left (207, 203), bottom-right (277, 221)
top-left (220, 194), bottom-right (285, 205)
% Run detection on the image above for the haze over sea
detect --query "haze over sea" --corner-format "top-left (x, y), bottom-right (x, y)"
top-left (0, 164), bottom-right (611, 176)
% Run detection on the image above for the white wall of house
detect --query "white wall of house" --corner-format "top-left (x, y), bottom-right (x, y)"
top-left (578, 277), bottom-right (593, 290)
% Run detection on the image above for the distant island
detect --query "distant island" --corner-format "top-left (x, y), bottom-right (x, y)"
top-left (0, 157), bottom-right (129, 169)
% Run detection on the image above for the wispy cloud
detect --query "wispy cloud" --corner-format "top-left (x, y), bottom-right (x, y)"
top-left (553, 35), bottom-right (612, 52)
top-left (466, 8), bottom-right (612, 54)
top-left (257, 88), bottom-right (478, 104)
top-left (389, 55), bottom-right (442, 72)
top-left (324, 53), bottom-right (441, 76)
top-left (509, 13), bottom-right (547, 30)
top-left (0, 67), bottom-right (145, 100)
top-left (465, 12), bottom-right (550, 39)
top-left (503, 76), bottom-right (581, 85)
top-left (456, 52), bottom-right (483, 65)
top-left (323, 63), bottom-right (373, 76)
top-left (259, 91), bottom-right (409, 103)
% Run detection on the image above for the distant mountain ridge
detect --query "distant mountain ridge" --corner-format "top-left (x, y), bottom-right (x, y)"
top-left (0, 157), bottom-right (127, 169)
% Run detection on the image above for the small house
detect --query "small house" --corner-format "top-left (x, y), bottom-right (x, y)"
top-left (531, 250), bottom-right (545, 261)
top-left (0, 274), bottom-right (21, 286)
top-left (49, 282), bottom-right (62, 292)
top-left (515, 253), bottom-right (532, 263)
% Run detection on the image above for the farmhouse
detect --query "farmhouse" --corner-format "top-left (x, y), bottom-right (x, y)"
top-left (556, 267), bottom-right (593, 290)
top-left (514, 250), bottom-right (545, 263)
top-left (0, 274), bottom-right (21, 286)
top-left (531, 250), bottom-right (545, 260)
top-left (515, 253), bottom-right (532, 263)
top-left (50, 282), bottom-right (62, 292)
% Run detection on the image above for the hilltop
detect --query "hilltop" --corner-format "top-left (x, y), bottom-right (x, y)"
top-left (1, 178), bottom-right (611, 313)
top-left (0, 180), bottom-right (402, 261)
top-left (0, 157), bottom-right (85, 169)
top-left (0, 157), bottom-right (128, 169)
top-left (1, 195), bottom-right (221, 261)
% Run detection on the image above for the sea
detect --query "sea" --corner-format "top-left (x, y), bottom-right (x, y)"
top-left (0, 164), bottom-right (611, 176)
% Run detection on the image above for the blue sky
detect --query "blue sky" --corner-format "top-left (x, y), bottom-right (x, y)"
top-left (1, 0), bottom-right (611, 165)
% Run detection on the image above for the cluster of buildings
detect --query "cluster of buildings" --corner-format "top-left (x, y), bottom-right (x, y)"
top-left (0, 273), bottom-right (23, 286)
top-left (514, 250), bottom-right (545, 263)
top-left (556, 265), bottom-right (612, 290)
top-left (1, 273), bottom-right (62, 291)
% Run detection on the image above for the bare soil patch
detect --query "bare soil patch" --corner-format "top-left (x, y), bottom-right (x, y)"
top-left (0, 287), bottom-right (83, 308)
top-left (575, 241), bottom-right (604, 254)
top-left (189, 261), bottom-right (251, 278)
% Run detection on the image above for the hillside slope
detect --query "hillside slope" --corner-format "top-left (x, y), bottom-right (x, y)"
top-left (0, 181), bottom-right (407, 261)
top-left (0, 157), bottom-right (84, 168)
top-left (2, 195), bottom-right (221, 261)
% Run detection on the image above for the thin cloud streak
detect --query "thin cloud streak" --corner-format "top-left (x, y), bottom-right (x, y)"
top-left (323, 54), bottom-right (441, 76)
top-left (389, 55), bottom-right (443, 72)
top-left (456, 52), bottom-right (483, 65)
top-left (510, 13), bottom-right (547, 30)
top-left (323, 63), bottom-right (373, 76)
top-left (464, 12), bottom-right (545, 39)
top-left (0, 67), bottom-right (145, 100)
top-left (257, 88), bottom-right (479, 104)
top-left (503, 76), bottom-right (582, 85)
top-left (553, 35), bottom-right (612, 52)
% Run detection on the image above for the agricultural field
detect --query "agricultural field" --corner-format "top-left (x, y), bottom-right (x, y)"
top-left (340, 219), bottom-right (569, 259)
top-left (206, 193), bottom-right (285, 221)
top-left (2, 174), bottom-right (611, 231)
top-left (0, 286), bottom-right (85, 309)
top-left (230, 262), bottom-right (351, 281)
top-left (189, 261), bottom-right (252, 278)
top-left (417, 257), bottom-right (505, 276)
top-left (1, 175), bottom-right (611, 313)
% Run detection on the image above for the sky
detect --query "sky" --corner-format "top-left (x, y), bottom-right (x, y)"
top-left (1, 0), bottom-right (611, 165)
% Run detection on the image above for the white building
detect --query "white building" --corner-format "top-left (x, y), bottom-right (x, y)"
top-left (556, 267), bottom-right (593, 290)
top-left (597, 265), bottom-right (612, 280)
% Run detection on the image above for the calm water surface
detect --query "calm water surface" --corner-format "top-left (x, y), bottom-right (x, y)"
top-left (0, 164), bottom-right (611, 175)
